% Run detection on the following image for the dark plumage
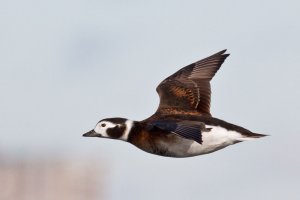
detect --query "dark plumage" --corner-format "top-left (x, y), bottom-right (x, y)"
top-left (83, 50), bottom-right (266, 157)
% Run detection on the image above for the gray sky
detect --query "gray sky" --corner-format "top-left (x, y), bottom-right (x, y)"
top-left (1, 0), bottom-right (300, 199)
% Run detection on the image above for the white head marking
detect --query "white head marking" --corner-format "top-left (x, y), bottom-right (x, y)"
top-left (94, 121), bottom-right (117, 137)
top-left (94, 119), bottom-right (134, 140)
top-left (120, 120), bottom-right (134, 141)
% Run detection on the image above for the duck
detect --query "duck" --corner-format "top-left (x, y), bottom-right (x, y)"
top-left (83, 50), bottom-right (266, 157)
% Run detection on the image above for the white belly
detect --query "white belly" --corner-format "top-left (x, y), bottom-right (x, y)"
top-left (166, 125), bottom-right (244, 157)
top-left (188, 125), bottom-right (243, 156)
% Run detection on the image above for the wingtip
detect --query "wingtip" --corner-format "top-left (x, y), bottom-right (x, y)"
top-left (223, 53), bottom-right (230, 57)
top-left (214, 49), bottom-right (230, 58)
top-left (218, 49), bottom-right (230, 63)
top-left (219, 49), bottom-right (227, 54)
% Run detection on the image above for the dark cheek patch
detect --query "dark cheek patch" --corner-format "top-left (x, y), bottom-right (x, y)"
top-left (107, 125), bottom-right (125, 138)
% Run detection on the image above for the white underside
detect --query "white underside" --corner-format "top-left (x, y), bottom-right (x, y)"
top-left (167, 125), bottom-right (254, 157)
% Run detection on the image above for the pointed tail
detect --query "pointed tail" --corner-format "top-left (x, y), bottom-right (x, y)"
top-left (238, 132), bottom-right (268, 141)
top-left (248, 132), bottom-right (268, 138)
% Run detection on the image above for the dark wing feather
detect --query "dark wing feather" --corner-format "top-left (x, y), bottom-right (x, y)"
top-left (156, 50), bottom-right (229, 116)
top-left (147, 120), bottom-right (203, 144)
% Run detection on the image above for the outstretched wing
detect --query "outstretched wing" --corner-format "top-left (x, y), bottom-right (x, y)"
top-left (155, 50), bottom-right (229, 116)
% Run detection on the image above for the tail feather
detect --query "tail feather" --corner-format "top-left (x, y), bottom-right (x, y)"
top-left (248, 132), bottom-right (268, 138)
top-left (238, 132), bottom-right (268, 141)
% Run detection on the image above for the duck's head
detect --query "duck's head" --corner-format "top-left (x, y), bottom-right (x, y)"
top-left (83, 118), bottom-right (134, 141)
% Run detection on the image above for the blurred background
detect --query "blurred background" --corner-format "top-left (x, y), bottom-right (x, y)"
top-left (1, 0), bottom-right (300, 199)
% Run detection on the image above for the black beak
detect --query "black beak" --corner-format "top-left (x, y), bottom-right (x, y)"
top-left (82, 130), bottom-right (99, 137)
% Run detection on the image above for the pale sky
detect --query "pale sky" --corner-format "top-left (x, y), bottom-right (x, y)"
top-left (1, 0), bottom-right (300, 199)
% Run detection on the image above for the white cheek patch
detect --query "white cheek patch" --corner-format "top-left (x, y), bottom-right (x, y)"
top-left (94, 126), bottom-right (101, 133)
top-left (94, 121), bottom-right (116, 136)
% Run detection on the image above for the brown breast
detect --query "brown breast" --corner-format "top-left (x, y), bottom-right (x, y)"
top-left (128, 129), bottom-right (178, 156)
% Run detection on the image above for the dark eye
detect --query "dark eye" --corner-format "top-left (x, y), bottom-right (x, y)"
top-left (101, 123), bottom-right (106, 127)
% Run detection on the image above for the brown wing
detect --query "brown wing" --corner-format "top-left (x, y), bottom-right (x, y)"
top-left (155, 49), bottom-right (229, 116)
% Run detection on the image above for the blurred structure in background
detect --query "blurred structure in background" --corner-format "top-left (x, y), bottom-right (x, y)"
top-left (0, 155), bottom-right (106, 200)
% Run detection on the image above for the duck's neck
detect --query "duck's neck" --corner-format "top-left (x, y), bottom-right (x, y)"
top-left (120, 119), bottom-right (138, 141)
top-left (121, 120), bottom-right (142, 142)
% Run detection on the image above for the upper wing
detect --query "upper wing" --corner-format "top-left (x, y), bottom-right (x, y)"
top-left (155, 50), bottom-right (229, 116)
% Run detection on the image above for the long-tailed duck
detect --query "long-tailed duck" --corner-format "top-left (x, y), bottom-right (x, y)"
top-left (83, 50), bottom-right (266, 157)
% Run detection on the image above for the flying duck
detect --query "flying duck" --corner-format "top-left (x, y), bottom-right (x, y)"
top-left (83, 50), bottom-right (266, 157)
